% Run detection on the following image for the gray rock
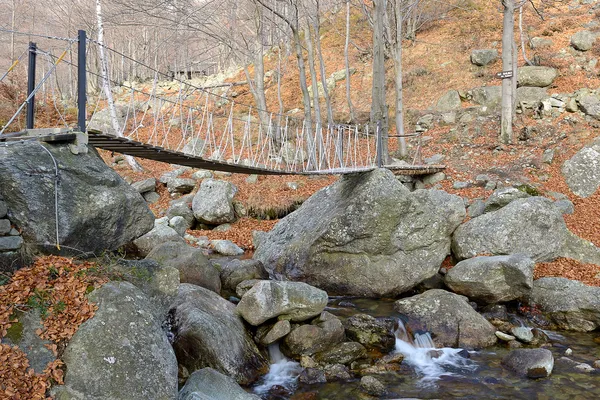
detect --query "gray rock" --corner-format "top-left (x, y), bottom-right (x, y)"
top-left (178, 368), bottom-right (260, 400)
top-left (424, 154), bottom-right (445, 164)
top-left (511, 327), bottom-right (534, 343)
top-left (517, 87), bottom-right (548, 109)
top-left (212, 240), bottom-right (244, 256)
top-left (315, 342), bottom-right (367, 365)
top-left (182, 138), bottom-right (206, 157)
top-left (422, 172), bottom-right (446, 185)
top-left (169, 216), bottom-right (188, 237)
top-left (571, 30), bottom-right (596, 51)
top-left (219, 259), bottom-right (269, 297)
top-left (171, 284), bottom-right (268, 384)
top-left (56, 282), bottom-right (178, 400)
top-left (159, 167), bottom-right (188, 185)
top-left (394, 289), bottom-right (497, 348)
top-left (529, 37), bottom-right (554, 49)
top-left (133, 217), bottom-right (186, 257)
top-left (445, 254), bottom-right (534, 303)
top-left (471, 86), bottom-right (502, 109)
top-left (360, 376), bottom-right (387, 397)
top-left (517, 66), bottom-right (558, 88)
top-left (257, 320), bottom-right (291, 345)
top-left (578, 95), bottom-right (600, 120)
top-left (0, 200), bottom-right (7, 218)
top-left (554, 199), bottom-right (575, 215)
top-left (298, 368), bottom-right (327, 384)
top-left (143, 191), bottom-right (161, 204)
top-left (529, 277), bottom-right (600, 331)
top-left (542, 148), bottom-right (556, 164)
top-left (166, 195), bottom-right (195, 230)
top-left (87, 105), bottom-right (128, 135)
top-left (452, 197), bottom-right (569, 262)
top-left (323, 364), bottom-right (352, 381)
top-left (167, 178), bottom-right (196, 194)
top-left (0, 219), bottom-right (11, 235)
top-left (0, 236), bottom-right (23, 251)
top-left (562, 143), bottom-right (600, 197)
top-left (502, 348), bottom-right (554, 378)
top-left (192, 179), bottom-right (237, 225)
top-left (436, 90), bottom-right (462, 112)
top-left (467, 199), bottom-right (485, 218)
top-left (416, 114), bottom-right (434, 131)
top-left (470, 49), bottom-right (498, 66)
top-left (146, 241), bottom-right (221, 293)
top-left (495, 331), bottom-right (516, 341)
top-left (282, 317), bottom-right (345, 358)
top-left (1, 311), bottom-right (56, 373)
top-left (484, 187), bottom-right (531, 213)
top-left (254, 169), bottom-right (465, 297)
top-left (237, 280), bottom-right (328, 326)
top-left (192, 170), bottom-right (213, 180)
top-left (343, 314), bottom-right (396, 353)
top-left (245, 174), bottom-right (258, 184)
top-left (453, 181), bottom-right (470, 189)
top-left (235, 279), bottom-right (262, 298)
top-left (132, 178), bottom-right (157, 194)
top-left (0, 142), bottom-right (154, 257)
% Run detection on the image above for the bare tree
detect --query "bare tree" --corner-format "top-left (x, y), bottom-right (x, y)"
top-left (500, 0), bottom-right (516, 144)
top-left (344, 0), bottom-right (354, 123)
top-left (371, 0), bottom-right (390, 163)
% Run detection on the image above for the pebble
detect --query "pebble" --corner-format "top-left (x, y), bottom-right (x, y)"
top-left (511, 327), bottom-right (534, 343)
top-left (496, 331), bottom-right (516, 341)
top-left (565, 348), bottom-right (573, 356)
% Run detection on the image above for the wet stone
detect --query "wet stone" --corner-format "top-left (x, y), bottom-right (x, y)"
top-left (0, 236), bottom-right (23, 251)
top-left (0, 219), bottom-right (11, 235)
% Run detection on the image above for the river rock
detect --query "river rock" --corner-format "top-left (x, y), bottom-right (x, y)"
top-left (571, 30), bottom-right (596, 51)
top-left (171, 284), bottom-right (268, 384)
top-left (282, 317), bottom-right (345, 358)
top-left (219, 259), bottom-right (269, 297)
top-left (132, 178), bottom-right (157, 194)
top-left (298, 368), bottom-right (327, 384)
top-left (562, 141), bottom-right (600, 197)
top-left (314, 342), bottom-right (367, 365)
top-left (470, 49), bottom-right (498, 66)
top-left (360, 375), bottom-right (387, 396)
top-left (256, 320), bottom-right (291, 345)
top-left (394, 289), bottom-right (497, 348)
top-left (529, 277), bottom-right (600, 331)
top-left (452, 197), bottom-right (569, 262)
top-left (168, 216), bottom-right (188, 237)
top-left (496, 331), bottom-right (516, 341)
top-left (54, 282), bottom-right (178, 400)
top-left (178, 368), bottom-right (261, 400)
top-left (146, 241), bottom-right (221, 293)
top-left (343, 314), bottom-right (397, 353)
top-left (237, 280), bottom-right (328, 326)
top-left (192, 179), bottom-right (238, 224)
top-left (254, 169), bottom-right (465, 297)
top-left (517, 66), bottom-right (558, 88)
top-left (0, 142), bottom-right (154, 257)
top-left (484, 187), bottom-right (531, 213)
top-left (133, 217), bottom-right (186, 257)
top-left (511, 326), bottom-right (534, 343)
top-left (166, 195), bottom-right (195, 230)
top-left (445, 254), bottom-right (534, 303)
top-left (167, 178), bottom-right (196, 194)
top-left (502, 348), bottom-right (554, 378)
top-left (212, 239), bottom-right (244, 256)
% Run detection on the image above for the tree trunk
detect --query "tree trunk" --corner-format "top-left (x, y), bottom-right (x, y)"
top-left (313, 12), bottom-right (334, 128)
top-left (95, 0), bottom-right (143, 171)
top-left (371, 0), bottom-right (390, 163)
top-left (393, 0), bottom-right (407, 158)
top-left (304, 22), bottom-right (324, 167)
top-left (500, 0), bottom-right (515, 145)
top-left (344, 0), bottom-right (355, 123)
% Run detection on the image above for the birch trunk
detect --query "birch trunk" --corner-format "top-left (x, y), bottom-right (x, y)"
top-left (95, 0), bottom-right (143, 171)
top-left (393, 0), bottom-right (407, 158)
top-left (500, 0), bottom-right (515, 145)
top-left (344, 0), bottom-right (355, 123)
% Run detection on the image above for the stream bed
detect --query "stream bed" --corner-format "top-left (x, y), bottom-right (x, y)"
top-left (253, 297), bottom-right (600, 400)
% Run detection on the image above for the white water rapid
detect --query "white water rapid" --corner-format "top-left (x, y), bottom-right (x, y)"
top-left (394, 319), bottom-right (477, 385)
top-left (253, 343), bottom-right (302, 395)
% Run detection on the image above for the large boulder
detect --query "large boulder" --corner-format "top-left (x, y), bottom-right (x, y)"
top-left (282, 315), bottom-right (345, 358)
top-left (178, 368), bottom-right (260, 400)
top-left (452, 197), bottom-right (568, 262)
top-left (236, 280), bottom-right (328, 326)
top-left (436, 90), bottom-right (462, 112)
top-left (483, 187), bottom-right (530, 213)
top-left (570, 30), bottom-right (596, 51)
top-left (471, 86), bottom-right (502, 109)
top-left (133, 217), bottom-right (187, 257)
top-left (577, 95), bottom-right (600, 120)
top-left (166, 195), bottom-right (195, 230)
top-left (254, 169), bottom-right (465, 297)
top-left (470, 49), bottom-right (498, 66)
top-left (192, 179), bottom-right (238, 225)
top-left (517, 66), bottom-right (558, 88)
top-left (529, 278), bottom-right (600, 331)
top-left (219, 259), bottom-right (269, 297)
top-left (394, 289), bottom-right (497, 348)
top-left (445, 254), bottom-right (534, 303)
top-left (502, 349), bottom-right (554, 378)
top-left (0, 142), bottom-right (154, 257)
top-left (562, 141), bottom-right (600, 197)
top-left (171, 284), bottom-right (268, 384)
top-left (146, 241), bottom-right (221, 293)
top-left (87, 105), bottom-right (127, 135)
top-left (53, 282), bottom-right (178, 400)
top-left (516, 87), bottom-right (548, 109)
top-left (343, 314), bottom-right (396, 353)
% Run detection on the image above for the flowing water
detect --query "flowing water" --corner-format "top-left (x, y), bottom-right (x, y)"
top-left (253, 297), bottom-right (600, 399)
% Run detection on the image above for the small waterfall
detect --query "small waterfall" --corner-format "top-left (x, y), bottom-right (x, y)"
top-left (253, 343), bottom-right (302, 395)
top-left (394, 319), bottom-right (476, 385)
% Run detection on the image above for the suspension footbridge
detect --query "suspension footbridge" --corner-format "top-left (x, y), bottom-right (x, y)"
top-left (0, 29), bottom-right (444, 177)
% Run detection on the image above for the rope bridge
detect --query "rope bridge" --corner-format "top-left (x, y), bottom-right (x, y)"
top-left (0, 29), bottom-right (444, 177)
